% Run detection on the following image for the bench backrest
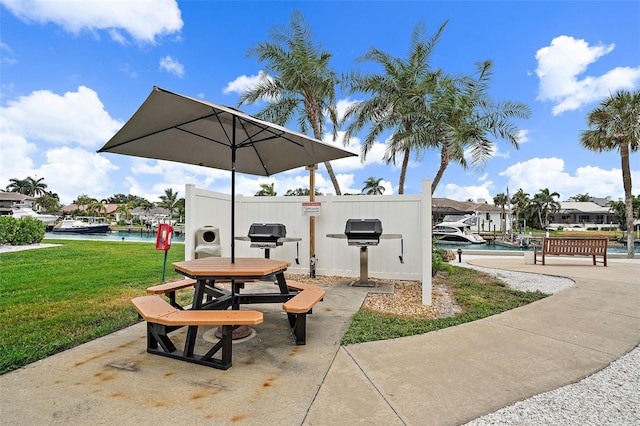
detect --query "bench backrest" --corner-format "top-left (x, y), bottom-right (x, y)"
top-left (542, 237), bottom-right (608, 255)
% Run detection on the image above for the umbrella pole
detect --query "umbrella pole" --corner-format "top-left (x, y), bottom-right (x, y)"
top-left (231, 120), bottom-right (236, 263)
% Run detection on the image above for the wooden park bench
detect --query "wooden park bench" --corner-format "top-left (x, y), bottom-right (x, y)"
top-left (131, 295), bottom-right (263, 370)
top-left (534, 236), bottom-right (608, 266)
top-left (282, 281), bottom-right (326, 345)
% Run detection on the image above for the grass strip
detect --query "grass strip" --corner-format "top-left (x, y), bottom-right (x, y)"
top-left (341, 266), bottom-right (548, 345)
top-left (0, 239), bottom-right (185, 374)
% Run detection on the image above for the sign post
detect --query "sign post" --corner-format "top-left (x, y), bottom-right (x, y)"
top-left (155, 223), bottom-right (173, 283)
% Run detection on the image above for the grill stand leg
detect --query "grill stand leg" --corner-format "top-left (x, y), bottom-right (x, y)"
top-left (351, 246), bottom-right (375, 287)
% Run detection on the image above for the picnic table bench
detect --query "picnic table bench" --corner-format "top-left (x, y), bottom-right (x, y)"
top-left (534, 236), bottom-right (608, 266)
top-left (131, 295), bottom-right (263, 370)
top-left (282, 281), bottom-right (326, 345)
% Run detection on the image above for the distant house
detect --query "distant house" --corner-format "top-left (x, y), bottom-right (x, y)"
top-left (0, 192), bottom-right (35, 216)
top-left (548, 201), bottom-right (616, 227)
top-left (130, 207), bottom-right (174, 226)
top-left (432, 198), bottom-right (504, 232)
top-left (61, 203), bottom-right (121, 220)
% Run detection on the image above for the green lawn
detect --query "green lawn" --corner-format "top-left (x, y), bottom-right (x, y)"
top-left (0, 240), bottom-right (549, 375)
top-left (0, 239), bottom-right (185, 374)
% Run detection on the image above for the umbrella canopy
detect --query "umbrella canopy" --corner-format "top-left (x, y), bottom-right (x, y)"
top-left (98, 86), bottom-right (357, 261)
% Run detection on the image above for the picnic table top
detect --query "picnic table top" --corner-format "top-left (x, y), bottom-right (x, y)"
top-left (173, 257), bottom-right (290, 277)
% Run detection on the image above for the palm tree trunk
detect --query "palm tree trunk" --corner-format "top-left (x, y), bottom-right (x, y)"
top-left (310, 117), bottom-right (341, 196)
top-left (324, 161), bottom-right (342, 195)
top-left (431, 149), bottom-right (449, 194)
top-left (398, 148), bottom-right (411, 194)
top-left (620, 140), bottom-right (635, 258)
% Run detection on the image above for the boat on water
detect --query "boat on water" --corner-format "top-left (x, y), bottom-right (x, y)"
top-left (51, 217), bottom-right (111, 234)
top-left (433, 215), bottom-right (486, 244)
top-left (11, 203), bottom-right (58, 227)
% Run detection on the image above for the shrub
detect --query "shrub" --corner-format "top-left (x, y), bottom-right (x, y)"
top-left (0, 216), bottom-right (45, 245)
top-left (432, 242), bottom-right (453, 275)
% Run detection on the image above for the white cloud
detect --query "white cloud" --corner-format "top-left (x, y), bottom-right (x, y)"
top-left (336, 97), bottom-right (358, 123)
top-left (535, 35), bottom-right (640, 115)
top-left (0, 0), bottom-right (183, 44)
top-left (0, 86), bottom-right (123, 147)
top-left (159, 56), bottom-right (184, 77)
top-left (0, 129), bottom-right (38, 185)
top-left (224, 71), bottom-right (270, 95)
top-left (517, 129), bottom-right (530, 144)
top-left (500, 157), bottom-right (636, 201)
top-left (39, 147), bottom-right (118, 204)
top-left (437, 181), bottom-right (493, 203)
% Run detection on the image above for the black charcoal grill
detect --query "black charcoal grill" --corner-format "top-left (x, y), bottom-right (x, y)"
top-left (345, 218), bottom-right (383, 246)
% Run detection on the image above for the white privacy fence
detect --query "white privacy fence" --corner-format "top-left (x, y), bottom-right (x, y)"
top-left (184, 180), bottom-right (433, 304)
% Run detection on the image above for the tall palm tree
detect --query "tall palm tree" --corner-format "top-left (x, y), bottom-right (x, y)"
top-left (580, 89), bottom-right (639, 258)
top-left (493, 192), bottom-right (509, 234)
top-left (342, 21), bottom-right (448, 194)
top-left (255, 182), bottom-right (277, 196)
top-left (511, 189), bottom-right (530, 231)
top-left (238, 10), bottom-right (342, 195)
top-left (532, 188), bottom-right (561, 229)
top-left (362, 177), bottom-right (386, 195)
top-left (157, 188), bottom-right (180, 218)
top-left (419, 61), bottom-right (531, 194)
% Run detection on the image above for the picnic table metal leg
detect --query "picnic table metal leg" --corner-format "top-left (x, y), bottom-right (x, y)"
top-left (183, 325), bottom-right (198, 357)
top-left (275, 272), bottom-right (289, 295)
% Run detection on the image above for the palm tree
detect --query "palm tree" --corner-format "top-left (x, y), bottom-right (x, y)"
top-left (157, 188), bottom-right (180, 218)
top-left (35, 191), bottom-right (61, 213)
top-left (420, 61), bottom-right (531, 194)
top-left (511, 189), bottom-right (530, 231)
top-left (342, 21), bottom-right (447, 194)
top-left (362, 177), bottom-right (385, 195)
top-left (493, 193), bottom-right (509, 234)
top-left (87, 200), bottom-right (107, 217)
top-left (6, 177), bottom-right (29, 194)
top-left (580, 89), bottom-right (639, 258)
top-left (115, 204), bottom-right (132, 223)
top-left (532, 188), bottom-right (561, 229)
top-left (238, 10), bottom-right (342, 195)
top-left (569, 193), bottom-right (591, 202)
top-left (26, 177), bottom-right (48, 197)
top-left (255, 182), bottom-right (277, 196)
top-left (73, 194), bottom-right (96, 215)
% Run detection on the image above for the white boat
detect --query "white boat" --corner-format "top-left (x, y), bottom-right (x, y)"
top-left (51, 217), bottom-right (111, 234)
top-left (433, 215), bottom-right (486, 244)
top-left (11, 203), bottom-right (58, 226)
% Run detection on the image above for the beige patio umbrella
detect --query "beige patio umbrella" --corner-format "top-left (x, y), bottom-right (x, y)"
top-left (98, 86), bottom-right (356, 262)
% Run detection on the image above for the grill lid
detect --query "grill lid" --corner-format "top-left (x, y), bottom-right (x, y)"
top-left (344, 219), bottom-right (382, 246)
top-left (248, 223), bottom-right (286, 248)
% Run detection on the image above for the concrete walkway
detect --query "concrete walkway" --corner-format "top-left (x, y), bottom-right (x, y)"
top-left (1, 257), bottom-right (638, 425)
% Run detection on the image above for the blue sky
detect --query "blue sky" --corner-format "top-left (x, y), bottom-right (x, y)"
top-left (1, 0), bottom-right (639, 206)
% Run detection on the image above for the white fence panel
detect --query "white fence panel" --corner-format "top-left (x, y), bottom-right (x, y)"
top-left (184, 181), bottom-right (432, 303)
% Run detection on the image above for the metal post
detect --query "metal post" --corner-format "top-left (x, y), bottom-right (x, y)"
top-left (457, 248), bottom-right (462, 263)
top-left (360, 246), bottom-right (368, 282)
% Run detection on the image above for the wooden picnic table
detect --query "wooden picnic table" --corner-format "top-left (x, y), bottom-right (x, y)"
top-left (132, 257), bottom-right (324, 369)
